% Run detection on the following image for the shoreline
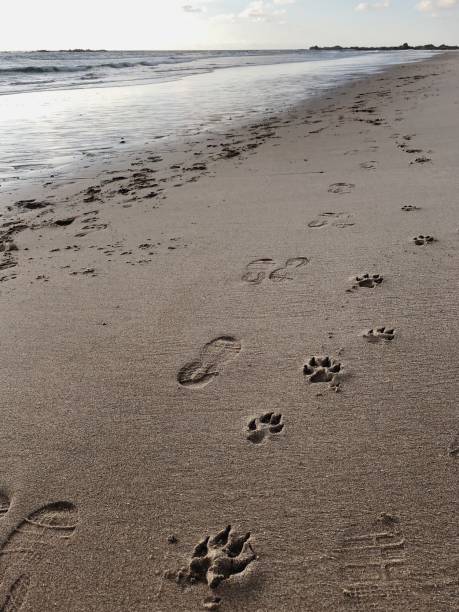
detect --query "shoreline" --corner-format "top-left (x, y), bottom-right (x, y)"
top-left (1, 52), bottom-right (458, 611)
top-left (0, 50), bottom-right (439, 200)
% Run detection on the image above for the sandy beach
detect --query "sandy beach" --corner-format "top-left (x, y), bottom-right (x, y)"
top-left (0, 52), bottom-right (458, 611)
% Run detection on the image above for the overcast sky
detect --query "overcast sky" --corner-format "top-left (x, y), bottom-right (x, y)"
top-left (2, 0), bottom-right (459, 51)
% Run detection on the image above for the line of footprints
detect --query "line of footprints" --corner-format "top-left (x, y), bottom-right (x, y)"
top-left (174, 206), bottom-right (448, 609)
top-left (0, 495), bottom-right (78, 611)
top-left (0, 206), bottom-right (442, 611)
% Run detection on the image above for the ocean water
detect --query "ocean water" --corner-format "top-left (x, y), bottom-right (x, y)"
top-left (0, 50), bottom-right (436, 186)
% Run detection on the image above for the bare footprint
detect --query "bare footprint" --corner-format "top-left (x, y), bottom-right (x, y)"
top-left (0, 502), bottom-right (78, 609)
top-left (0, 575), bottom-right (30, 612)
top-left (177, 337), bottom-right (241, 388)
top-left (269, 257), bottom-right (309, 282)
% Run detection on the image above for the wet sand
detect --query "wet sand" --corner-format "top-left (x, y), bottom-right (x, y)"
top-left (0, 53), bottom-right (458, 611)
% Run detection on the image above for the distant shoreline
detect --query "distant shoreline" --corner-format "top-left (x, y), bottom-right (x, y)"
top-left (1, 44), bottom-right (458, 53)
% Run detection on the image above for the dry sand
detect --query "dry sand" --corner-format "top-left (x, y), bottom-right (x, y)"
top-left (0, 53), bottom-right (458, 611)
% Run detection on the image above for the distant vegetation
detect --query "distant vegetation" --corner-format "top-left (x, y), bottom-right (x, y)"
top-left (310, 43), bottom-right (459, 51)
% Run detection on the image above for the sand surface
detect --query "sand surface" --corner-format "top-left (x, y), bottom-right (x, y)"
top-left (0, 53), bottom-right (458, 611)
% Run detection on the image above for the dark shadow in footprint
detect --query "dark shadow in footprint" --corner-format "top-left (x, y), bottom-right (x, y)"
top-left (348, 273), bottom-right (383, 291)
top-left (359, 161), bottom-right (378, 170)
top-left (0, 575), bottom-right (30, 612)
top-left (401, 205), bottom-right (420, 212)
top-left (303, 356), bottom-right (341, 385)
top-left (0, 502), bottom-right (79, 590)
top-left (308, 218), bottom-right (328, 228)
top-left (187, 526), bottom-right (256, 589)
top-left (0, 493), bottom-right (9, 518)
top-left (411, 156), bottom-right (431, 164)
top-left (269, 257), bottom-right (309, 282)
top-left (413, 235), bottom-right (435, 246)
top-left (247, 413), bottom-right (284, 444)
top-left (177, 337), bottom-right (241, 389)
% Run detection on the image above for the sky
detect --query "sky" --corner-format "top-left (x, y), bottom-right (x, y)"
top-left (2, 0), bottom-right (459, 51)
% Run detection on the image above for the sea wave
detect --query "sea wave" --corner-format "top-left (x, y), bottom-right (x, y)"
top-left (0, 60), bottom-right (162, 75)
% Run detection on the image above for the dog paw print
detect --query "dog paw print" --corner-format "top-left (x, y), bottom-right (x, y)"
top-left (401, 204), bottom-right (420, 212)
top-left (247, 412), bottom-right (284, 444)
top-left (303, 356), bottom-right (341, 384)
top-left (348, 273), bottom-right (383, 291)
top-left (363, 327), bottom-right (396, 342)
top-left (187, 526), bottom-right (256, 590)
top-left (413, 234), bottom-right (435, 245)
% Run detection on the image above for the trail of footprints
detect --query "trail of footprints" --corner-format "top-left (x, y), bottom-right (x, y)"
top-left (2, 82), bottom-right (447, 610)
top-left (0, 494), bottom-right (78, 611)
top-left (172, 200), bottom-right (448, 609)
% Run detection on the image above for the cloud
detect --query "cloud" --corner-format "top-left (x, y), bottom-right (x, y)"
top-left (355, 1), bottom-right (390, 11)
top-left (210, 12), bottom-right (237, 22)
top-left (182, 4), bottom-right (205, 13)
top-left (211, 1), bottom-right (293, 25)
top-left (239, 0), bottom-right (287, 21)
top-left (416, 0), bottom-right (458, 13)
